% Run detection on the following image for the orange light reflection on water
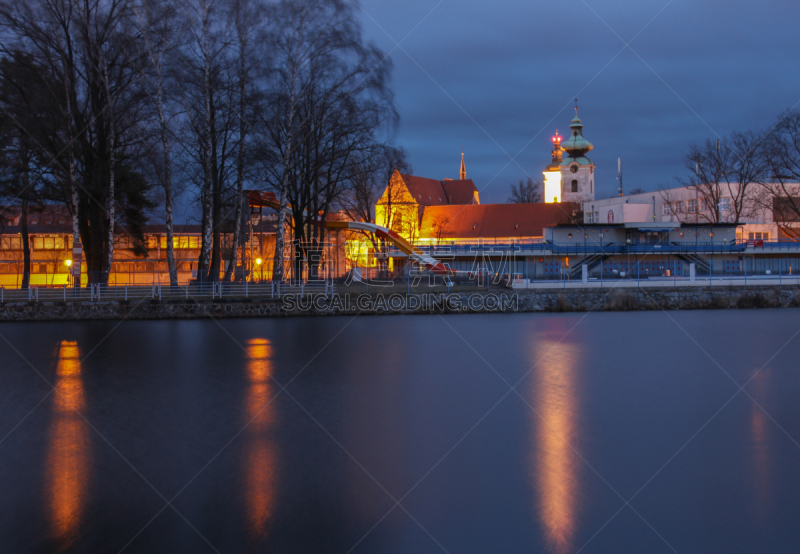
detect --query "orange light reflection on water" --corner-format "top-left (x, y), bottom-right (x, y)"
top-left (750, 369), bottom-right (772, 521)
top-left (46, 340), bottom-right (91, 548)
top-left (244, 338), bottom-right (278, 538)
top-left (533, 343), bottom-right (580, 554)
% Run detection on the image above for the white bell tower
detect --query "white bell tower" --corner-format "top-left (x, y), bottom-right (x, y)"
top-left (560, 102), bottom-right (595, 203)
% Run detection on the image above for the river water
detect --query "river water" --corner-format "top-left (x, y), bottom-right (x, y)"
top-left (1, 310), bottom-right (799, 553)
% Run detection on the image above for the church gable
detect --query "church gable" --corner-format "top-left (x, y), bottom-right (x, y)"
top-left (377, 169), bottom-right (418, 206)
top-left (374, 164), bottom-right (481, 241)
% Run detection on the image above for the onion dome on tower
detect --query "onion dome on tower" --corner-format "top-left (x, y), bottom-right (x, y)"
top-left (560, 107), bottom-right (593, 163)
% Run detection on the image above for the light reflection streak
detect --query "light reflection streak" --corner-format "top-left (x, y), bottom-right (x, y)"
top-left (750, 369), bottom-right (771, 521)
top-left (532, 342), bottom-right (580, 554)
top-left (244, 338), bottom-right (278, 537)
top-left (45, 340), bottom-right (91, 548)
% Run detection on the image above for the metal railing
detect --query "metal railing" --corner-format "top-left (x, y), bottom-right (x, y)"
top-left (0, 281), bottom-right (335, 303)
top-left (744, 238), bottom-right (800, 250)
top-left (388, 240), bottom-right (752, 255)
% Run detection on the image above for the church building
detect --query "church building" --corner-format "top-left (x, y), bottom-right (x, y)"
top-left (543, 106), bottom-right (596, 204)
top-left (374, 150), bottom-right (578, 246)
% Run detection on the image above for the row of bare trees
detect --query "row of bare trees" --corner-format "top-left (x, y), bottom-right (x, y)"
top-left (0, 0), bottom-right (400, 285)
top-left (666, 110), bottom-right (800, 233)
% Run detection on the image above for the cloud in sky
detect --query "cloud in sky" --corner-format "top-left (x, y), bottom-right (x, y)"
top-left (357, 0), bottom-right (800, 201)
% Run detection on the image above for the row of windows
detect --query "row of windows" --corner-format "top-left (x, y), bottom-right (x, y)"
top-left (0, 261), bottom-right (200, 274)
top-left (114, 236), bottom-right (203, 250)
top-left (0, 237), bottom-right (67, 250)
top-left (2, 235), bottom-right (201, 250)
top-left (1, 234), bottom-right (260, 251)
top-left (0, 263), bottom-right (69, 274)
top-left (664, 197), bottom-right (730, 215)
top-left (111, 261), bottom-right (196, 272)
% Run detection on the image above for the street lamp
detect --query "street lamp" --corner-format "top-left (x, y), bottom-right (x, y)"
top-left (626, 239), bottom-right (631, 278)
top-left (255, 258), bottom-right (262, 282)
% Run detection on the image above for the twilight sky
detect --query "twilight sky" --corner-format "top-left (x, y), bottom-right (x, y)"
top-left (357, 0), bottom-right (800, 202)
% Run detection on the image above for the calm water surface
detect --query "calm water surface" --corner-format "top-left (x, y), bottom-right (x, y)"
top-left (1, 310), bottom-right (800, 553)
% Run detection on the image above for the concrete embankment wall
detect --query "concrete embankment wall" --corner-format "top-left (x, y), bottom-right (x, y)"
top-left (1, 286), bottom-right (799, 322)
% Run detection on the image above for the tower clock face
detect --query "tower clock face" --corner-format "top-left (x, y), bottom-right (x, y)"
top-left (570, 164), bottom-right (579, 173)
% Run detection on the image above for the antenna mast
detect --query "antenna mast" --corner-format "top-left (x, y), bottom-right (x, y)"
top-left (617, 157), bottom-right (624, 196)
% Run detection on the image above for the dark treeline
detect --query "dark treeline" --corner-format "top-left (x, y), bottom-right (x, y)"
top-left (0, 0), bottom-right (403, 285)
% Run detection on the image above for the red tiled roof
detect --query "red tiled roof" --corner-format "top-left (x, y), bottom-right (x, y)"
top-left (399, 173), bottom-right (477, 206)
top-left (442, 179), bottom-right (479, 204)
top-left (419, 202), bottom-right (580, 239)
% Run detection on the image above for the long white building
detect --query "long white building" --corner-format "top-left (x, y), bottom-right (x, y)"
top-left (581, 183), bottom-right (800, 241)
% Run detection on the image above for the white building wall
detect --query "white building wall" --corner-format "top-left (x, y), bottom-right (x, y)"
top-left (582, 182), bottom-right (800, 239)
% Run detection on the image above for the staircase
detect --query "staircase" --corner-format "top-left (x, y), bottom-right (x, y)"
top-left (675, 253), bottom-right (711, 275)
top-left (568, 254), bottom-right (610, 279)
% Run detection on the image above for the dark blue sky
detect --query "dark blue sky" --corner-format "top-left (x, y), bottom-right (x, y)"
top-left (357, 0), bottom-right (800, 202)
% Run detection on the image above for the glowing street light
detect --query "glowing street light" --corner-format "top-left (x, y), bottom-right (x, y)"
top-left (64, 259), bottom-right (72, 267)
top-left (255, 258), bottom-right (262, 265)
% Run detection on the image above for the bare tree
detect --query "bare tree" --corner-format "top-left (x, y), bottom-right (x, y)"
top-left (0, 0), bottom-right (155, 284)
top-left (261, 0), bottom-right (395, 281)
top-left (0, 54), bottom-right (53, 288)
top-left (133, 0), bottom-right (181, 286)
top-left (675, 132), bottom-right (767, 224)
top-left (507, 177), bottom-right (542, 203)
top-left (760, 110), bottom-right (800, 238)
top-left (223, 0), bottom-right (262, 282)
top-left (342, 144), bottom-right (409, 225)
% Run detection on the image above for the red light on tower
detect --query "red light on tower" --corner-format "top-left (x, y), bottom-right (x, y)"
top-left (552, 130), bottom-right (561, 146)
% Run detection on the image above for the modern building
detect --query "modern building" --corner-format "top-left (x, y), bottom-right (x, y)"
top-left (581, 182), bottom-right (800, 242)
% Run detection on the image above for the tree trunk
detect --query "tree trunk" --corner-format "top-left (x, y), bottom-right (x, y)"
top-left (64, 57), bottom-right (81, 289)
top-left (20, 190), bottom-right (30, 290)
top-left (198, 6), bottom-right (213, 283)
top-left (156, 71), bottom-right (177, 286)
top-left (103, 59), bottom-right (115, 285)
top-left (161, 110), bottom-right (178, 286)
top-left (272, 53), bottom-right (301, 283)
top-left (208, 97), bottom-right (221, 282)
top-left (133, 0), bottom-right (178, 287)
top-left (225, 36), bottom-right (247, 283)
